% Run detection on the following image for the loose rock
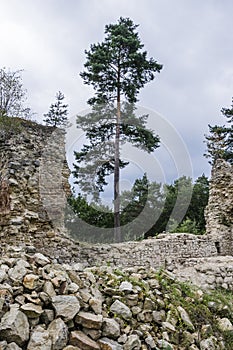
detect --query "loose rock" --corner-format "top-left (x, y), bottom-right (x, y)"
top-left (0, 305), bottom-right (29, 346)
top-left (52, 295), bottom-right (80, 321)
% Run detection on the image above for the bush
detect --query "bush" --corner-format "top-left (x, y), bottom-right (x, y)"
top-left (0, 115), bottom-right (23, 139)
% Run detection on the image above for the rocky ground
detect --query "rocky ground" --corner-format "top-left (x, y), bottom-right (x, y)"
top-left (0, 246), bottom-right (233, 350)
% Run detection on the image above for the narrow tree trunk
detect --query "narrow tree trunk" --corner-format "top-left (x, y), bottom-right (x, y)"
top-left (114, 84), bottom-right (121, 242)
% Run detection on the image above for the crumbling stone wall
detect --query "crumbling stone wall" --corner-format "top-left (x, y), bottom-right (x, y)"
top-left (0, 177), bottom-right (10, 213)
top-left (0, 121), bottom-right (232, 271)
top-left (75, 233), bottom-right (218, 269)
top-left (205, 159), bottom-right (233, 255)
top-left (0, 120), bottom-right (70, 250)
top-left (173, 255), bottom-right (233, 291)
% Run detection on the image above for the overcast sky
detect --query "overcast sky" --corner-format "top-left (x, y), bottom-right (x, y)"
top-left (1, 0), bottom-right (233, 187)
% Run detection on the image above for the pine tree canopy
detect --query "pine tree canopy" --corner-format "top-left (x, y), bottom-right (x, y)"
top-left (204, 98), bottom-right (233, 164)
top-left (73, 103), bottom-right (160, 199)
top-left (80, 17), bottom-right (162, 105)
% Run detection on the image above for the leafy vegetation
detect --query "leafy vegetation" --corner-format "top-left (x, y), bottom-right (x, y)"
top-left (66, 174), bottom-right (209, 242)
top-left (92, 266), bottom-right (233, 349)
top-left (0, 115), bottom-right (23, 138)
top-left (0, 67), bottom-right (31, 118)
top-left (156, 271), bottom-right (233, 349)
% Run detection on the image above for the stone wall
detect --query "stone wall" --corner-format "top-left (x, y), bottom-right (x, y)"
top-left (0, 120), bottom-right (232, 281)
top-left (173, 256), bottom-right (233, 291)
top-left (75, 234), bottom-right (218, 269)
top-left (205, 159), bottom-right (233, 255)
top-left (0, 119), bottom-right (70, 251)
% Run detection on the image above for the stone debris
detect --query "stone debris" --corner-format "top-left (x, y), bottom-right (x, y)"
top-left (69, 330), bottom-right (100, 349)
top-left (109, 300), bottom-right (132, 321)
top-left (177, 305), bottom-right (194, 331)
top-left (27, 325), bottom-right (51, 350)
top-left (75, 311), bottom-right (103, 329)
top-left (0, 249), bottom-right (231, 349)
top-left (0, 305), bottom-right (30, 346)
top-left (47, 318), bottom-right (68, 349)
top-left (51, 295), bottom-right (80, 321)
top-left (102, 318), bottom-right (121, 339)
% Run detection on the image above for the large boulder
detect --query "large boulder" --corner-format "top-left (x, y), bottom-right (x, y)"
top-left (75, 312), bottom-right (103, 330)
top-left (0, 305), bottom-right (29, 346)
top-left (70, 330), bottom-right (100, 350)
top-left (110, 300), bottom-right (132, 321)
top-left (27, 325), bottom-right (52, 350)
top-left (48, 318), bottom-right (68, 349)
top-left (52, 295), bottom-right (80, 321)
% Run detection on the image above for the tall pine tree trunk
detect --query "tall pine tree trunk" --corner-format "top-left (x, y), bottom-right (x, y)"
top-left (114, 82), bottom-right (121, 242)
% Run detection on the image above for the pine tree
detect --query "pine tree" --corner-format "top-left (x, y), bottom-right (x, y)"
top-left (221, 99), bottom-right (233, 163)
top-left (43, 91), bottom-right (68, 128)
top-left (204, 98), bottom-right (233, 164)
top-left (204, 125), bottom-right (229, 164)
top-left (74, 17), bottom-right (162, 242)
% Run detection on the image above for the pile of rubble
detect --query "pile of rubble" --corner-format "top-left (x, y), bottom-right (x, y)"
top-left (0, 246), bottom-right (232, 350)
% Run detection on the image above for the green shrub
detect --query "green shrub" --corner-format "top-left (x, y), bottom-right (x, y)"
top-left (0, 115), bottom-right (22, 138)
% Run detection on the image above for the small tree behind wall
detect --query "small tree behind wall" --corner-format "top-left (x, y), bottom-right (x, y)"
top-left (204, 98), bottom-right (233, 165)
top-left (44, 91), bottom-right (68, 128)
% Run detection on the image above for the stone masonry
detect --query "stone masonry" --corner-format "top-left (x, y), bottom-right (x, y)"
top-left (0, 120), bottom-right (70, 251)
top-left (205, 158), bottom-right (233, 255)
top-left (0, 120), bottom-right (233, 289)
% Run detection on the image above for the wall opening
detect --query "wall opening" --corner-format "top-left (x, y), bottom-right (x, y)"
top-left (215, 242), bottom-right (221, 255)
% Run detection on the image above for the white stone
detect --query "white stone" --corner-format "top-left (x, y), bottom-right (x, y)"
top-left (6, 343), bottom-right (22, 350)
top-left (48, 318), bottom-right (68, 350)
top-left (68, 282), bottom-right (79, 294)
top-left (0, 305), bottom-right (29, 346)
top-left (102, 318), bottom-right (121, 339)
top-left (33, 253), bottom-right (50, 266)
top-left (110, 300), bottom-right (132, 321)
top-left (124, 335), bottom-right (141, 350)
top-left (200, 336), bottom-right (218, 350)
top-left (10, 217), bottom-right (23, 225)
top-left (217, 317), bottom-right (233, 331)
top-left (119, 281), bottom-right (133, 293)
top-left (162, 321), bottom-right (176, 332)
top-left (52, 295), bottom-right (80, 321)
top-left (8, 262), bottom-right (28, 282)
top-left (27, 325), bottom-right (52, 350)
top-left (177, 306), bottom-right (194, 330)
top-left (0, 270), bottom-right (6, 283)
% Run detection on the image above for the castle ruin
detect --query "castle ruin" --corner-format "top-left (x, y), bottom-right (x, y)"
top-left (0, 120), bottom-right (232, 287)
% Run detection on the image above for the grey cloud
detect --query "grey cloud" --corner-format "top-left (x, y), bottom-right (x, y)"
top-left (0, 0), bottom-right (232, 182)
